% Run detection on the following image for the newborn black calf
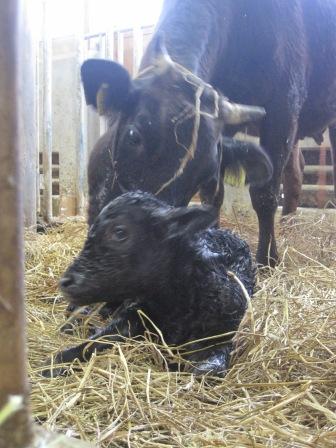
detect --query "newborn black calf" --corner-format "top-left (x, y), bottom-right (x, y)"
top-left (44, 192), bottom-right (255, 377)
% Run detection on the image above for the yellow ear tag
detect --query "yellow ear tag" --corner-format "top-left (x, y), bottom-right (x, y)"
top-left (223, 164), bottom-right (246, 187)
top-left (96, 83), bottom-right (109, 115)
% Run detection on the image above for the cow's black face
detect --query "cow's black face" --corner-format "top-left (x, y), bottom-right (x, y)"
top-left (112, 75), bottom-right (222, 206)
top-left (82, 56), bottom-right (269, 223)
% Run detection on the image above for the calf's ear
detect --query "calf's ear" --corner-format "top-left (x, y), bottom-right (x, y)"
top-left (163, 205), bottom-right (218, 240)
top-left (221, 138), bottom-right (273, 187)
top-left (81, 59), bottom-right (132, 115)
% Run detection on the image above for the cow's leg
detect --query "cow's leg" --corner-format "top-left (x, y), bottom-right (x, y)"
top-left (282, 142), bottom-right (305, 215)
top-left (328, 126), bottom-right (336, 197)
top-left (42, 302), bottom-right (144, 377)
top-left (250, 111), bottom-right (298, 267)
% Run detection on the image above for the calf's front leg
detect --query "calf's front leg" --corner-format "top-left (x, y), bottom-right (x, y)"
top-left (187, 344), bottom-right (233, 376)
top-left (42, 302), bottom-right (144, 377)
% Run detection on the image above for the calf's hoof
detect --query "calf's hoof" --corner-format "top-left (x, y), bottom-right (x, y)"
top-left (41, 361), bottom-right (69, 378)
top-left (41, 353), bottom-right (72, 378)
top-left (59, 321), bottom-right (97, 336)
top-left (188, 351), bottom-right (230, 377)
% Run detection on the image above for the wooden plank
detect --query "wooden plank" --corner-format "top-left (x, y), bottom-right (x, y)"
top-left (0, 0), bottom-right (33, 446)
top-left (301, 184), bottom-right (334, 192)
top-left (304, 165), bottom-right (333, 173)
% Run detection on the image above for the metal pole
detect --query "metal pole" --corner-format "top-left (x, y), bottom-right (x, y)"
top-left (35, 44), bottom-right (41, 217)
top-left (117, 31), bottom-right (124, 65)
top-left (133, 26), bottom-right (143, 76)
top-left (19, 0), bottom-right (38, 228)
top-left (76, 0), bottom-right (90, 216)
top-left (106, 29), bottom-right (115, 61)
top-left (77, 84), bottom-right (89, 217)
top-left (99, 32), bottom-right (107, 136)
top-left (0, 0), bottom-right (33, 445)
top-left (41, 0), bottom-right (53, 223)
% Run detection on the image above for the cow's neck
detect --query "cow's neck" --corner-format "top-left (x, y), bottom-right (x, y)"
top-left (141, 0), bottom-right (233, 83)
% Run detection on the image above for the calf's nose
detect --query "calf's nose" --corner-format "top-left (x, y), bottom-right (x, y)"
top-left (59, 272), bottom-right (82, 291)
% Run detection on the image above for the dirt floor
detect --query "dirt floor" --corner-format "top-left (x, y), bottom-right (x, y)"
top-left (26, 208), bottom-right (336, 447)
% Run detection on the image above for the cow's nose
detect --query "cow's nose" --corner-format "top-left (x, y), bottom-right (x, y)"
top-left (59, 272), bottom-right (81, 291)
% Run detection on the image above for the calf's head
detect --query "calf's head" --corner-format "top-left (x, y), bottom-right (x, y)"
top-left (82, 51), bottom-right (271, 214)
top-left (60, 192), bottom-right (217, 306)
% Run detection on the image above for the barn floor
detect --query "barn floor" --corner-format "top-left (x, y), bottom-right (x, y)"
top-left (26, 208), bottom-right (336, 447)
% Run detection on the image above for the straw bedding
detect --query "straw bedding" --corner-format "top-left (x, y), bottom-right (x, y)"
top-left (25, 209), bottom-right (336, 447)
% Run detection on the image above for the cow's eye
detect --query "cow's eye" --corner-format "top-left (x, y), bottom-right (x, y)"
top-left (111, 226), bottom-right (129, 242)
top-left (126, 127), bottom-right (142, 146)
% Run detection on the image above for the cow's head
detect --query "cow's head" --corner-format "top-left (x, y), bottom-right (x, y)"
top-left (82, 50), bottom-right (271, 222)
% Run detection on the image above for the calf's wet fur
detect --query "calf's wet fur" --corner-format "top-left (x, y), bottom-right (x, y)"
top-left (43, 192), bottom-right (255, 377)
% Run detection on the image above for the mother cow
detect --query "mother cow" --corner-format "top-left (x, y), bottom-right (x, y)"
top-left (82, 0), bottom-right (336, 266)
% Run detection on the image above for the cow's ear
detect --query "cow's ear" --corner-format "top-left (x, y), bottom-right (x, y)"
top-left (221, 138), bottom-right (273, 187)
top-left (161, 205), bottom-right (217, 240)
top-left (81, 59), bottom-right (132, 115)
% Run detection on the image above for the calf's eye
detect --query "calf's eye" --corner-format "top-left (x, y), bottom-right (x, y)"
top-left (111, 226), bottom-right (129, 242)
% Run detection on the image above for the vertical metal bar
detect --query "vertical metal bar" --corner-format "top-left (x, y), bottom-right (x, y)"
top-left (328, 126), bottom-right (336, 198)
top-left (106, 29), bottom-right (115, 60)
top-left (0, 0), bottom-right (33, 445)
top-left (76, 0), bottom-right (89, 216)
top-left (99, 32), bottom-right (107, 136)
top-left (317, 146), bottom-right (327, 208)
top-left (35, 42), bottom-right (41, 216)
top-left (78, 93), bottom-right (89, 216)
top-left (19, 0), bottom-right (38, 228)
top-left (76, 39), bottom-right (88, 217)
top-left (117, 31), bottom-right (124, 65)
top-left (41, 0), bottom-right (53, 223)
top-left (133, 26), bottom-right (143, 76)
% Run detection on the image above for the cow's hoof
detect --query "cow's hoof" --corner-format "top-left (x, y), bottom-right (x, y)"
top-left (256, 253), bottom-right (278, 268)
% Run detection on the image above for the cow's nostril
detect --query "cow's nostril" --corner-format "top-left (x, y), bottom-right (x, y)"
top-left (59, 275), bottom-right (75, 290)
